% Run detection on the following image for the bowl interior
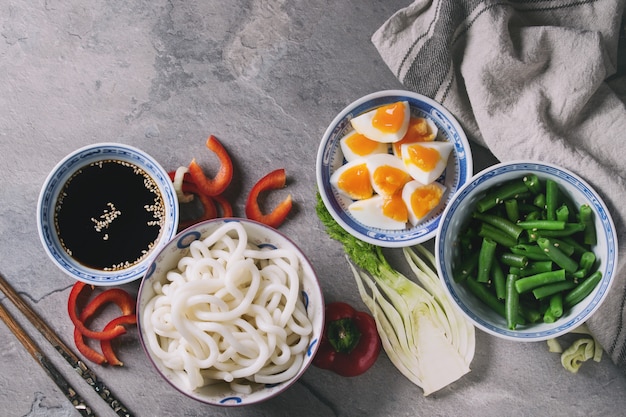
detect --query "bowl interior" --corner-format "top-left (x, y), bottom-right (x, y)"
top-left (436, 161), bottom-right (618, 341)
top-left (137, 218), bottom-right (324, 406)
top-left (37, 143), bottom-right (179, 286)
top-left (317, 90), bottom-right (473, 248)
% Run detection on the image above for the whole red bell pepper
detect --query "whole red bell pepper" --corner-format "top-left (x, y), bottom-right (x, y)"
top-left (313, 301), bottom-right (381, 377)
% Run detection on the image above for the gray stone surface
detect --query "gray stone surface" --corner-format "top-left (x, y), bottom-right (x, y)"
top-left (1, 1), bottom-right (626, 416)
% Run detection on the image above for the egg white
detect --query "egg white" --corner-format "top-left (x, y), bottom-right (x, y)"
top-left (401, 141), bottom-right (453, 185)
top-left (348, 195), bottom-right (407, 230)
top-left (339, 130), bottom-right (389, 162)
top-left (402, 180), bottom-right (446, 225)
top-left (350, 101), bottom-right (411, 143)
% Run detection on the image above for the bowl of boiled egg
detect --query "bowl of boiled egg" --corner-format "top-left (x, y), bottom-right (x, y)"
top-left (316, 90), bottom-right (473, 247)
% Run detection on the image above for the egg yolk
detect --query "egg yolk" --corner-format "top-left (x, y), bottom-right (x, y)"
top-left (382, 193), bottom-right (408, 223)
top-left (392, 117), bottom-right (435, 156)
top-left (346, 132), bottom-right (383, 157)
top-left (372, 164), bottom-right (410, 196)
top-left (372, 102), bottom-right (407, 134)
top-left (409, 183), bottom-right (444, 219)
top-left (338, 163), bottom-right (373, 200)
top-left (407, 144), bottom-right (440, 172)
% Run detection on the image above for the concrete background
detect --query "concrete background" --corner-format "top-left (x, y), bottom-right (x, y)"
top-left (1, 1), bottom-right (626, 416)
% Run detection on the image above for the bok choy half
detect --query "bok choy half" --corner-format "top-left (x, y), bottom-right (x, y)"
top-left (316, 193), bottom-right (475, 395)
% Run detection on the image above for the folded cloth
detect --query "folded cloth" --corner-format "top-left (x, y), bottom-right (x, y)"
top-left (373, 0), bottom-right (626, 368)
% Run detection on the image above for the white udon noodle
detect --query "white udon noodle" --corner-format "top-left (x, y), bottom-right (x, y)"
top-left (142, 221), bottom-right (314, 394)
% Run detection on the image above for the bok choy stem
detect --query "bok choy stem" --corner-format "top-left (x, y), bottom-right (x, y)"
top-left (316, 193), bottom-right (475, 395)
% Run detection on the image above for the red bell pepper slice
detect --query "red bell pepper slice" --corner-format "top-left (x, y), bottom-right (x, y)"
top-left (73, 327), bottom-right (107, 365)
top-left (213, 193), bottom-right (233, 218)
top-left (313, 302), bottom-right (381, 377)
top-left (178, 192), bottom-right (218, 231)
top-left (101, 314), bottom-right (137, 366)
top-left (70, 284), bottom-right (137, 365)
top-left (245, 168), bottom-right (292, 228)
top-left (188, 135), bottom-right (233, 196)
top-left (68, 282), bottom-right (126, 340)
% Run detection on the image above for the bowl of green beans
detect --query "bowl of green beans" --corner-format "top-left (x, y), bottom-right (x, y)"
top-left (435, 161), bottom-right (618, 341)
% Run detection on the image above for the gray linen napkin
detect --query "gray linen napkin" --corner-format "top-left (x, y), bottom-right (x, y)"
top-left (372, 0), bottom-right (626, 368)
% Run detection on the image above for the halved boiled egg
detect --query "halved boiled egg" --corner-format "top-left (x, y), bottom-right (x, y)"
top-left (391, 116), bottom-right (438, 157)
top-left (366, 153), bottom-right (411, 197)
top-left (401, 141), bottom-right (453, 185)
top-left (330, 159), bottom-right (373, 200)
top-left (348, 193), bottom-right (408, 230)
top-left (350, 101), bottom-right (411, 143)
top-left (339, 130), bottom-right (389, 162)
top-left (402, 180), bottom-right (446, 226)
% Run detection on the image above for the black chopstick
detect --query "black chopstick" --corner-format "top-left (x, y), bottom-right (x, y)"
top-left (0, 273), bottom-right (134, 417)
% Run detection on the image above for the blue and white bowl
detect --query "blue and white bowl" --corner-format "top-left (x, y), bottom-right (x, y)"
top-left (137, 218), bottom-right (324, 406)
top-left (37, 143), bottom-right (179, 286)
top-left (436, 161), bottom-right (618, 341)
top-left (316, 90), bottom-right (473, 247)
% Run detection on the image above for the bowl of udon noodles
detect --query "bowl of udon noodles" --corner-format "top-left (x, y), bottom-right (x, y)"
top-left (137, 218), bottom-right (324, 406)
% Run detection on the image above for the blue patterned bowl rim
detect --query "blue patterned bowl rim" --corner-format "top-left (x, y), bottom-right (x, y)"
top-left (36, 142), bottom-right (179, 286)
top-left (316, 89), bottom-right (473, 247)
top-left (435, 160), bottom-right (618, 341)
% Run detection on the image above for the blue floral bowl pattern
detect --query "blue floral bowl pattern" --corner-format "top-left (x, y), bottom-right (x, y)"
top-left (316, 90), bottom-right (473, 247)
top-left (37, 143), bottom-right (179, 286)
top-left (436, 161), bottom-right (618, 341)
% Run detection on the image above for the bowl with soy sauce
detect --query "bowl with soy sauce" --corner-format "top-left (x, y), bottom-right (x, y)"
top-left (37, 143), bottom-right (179, 286)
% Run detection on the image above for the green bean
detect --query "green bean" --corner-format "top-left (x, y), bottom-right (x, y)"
top-left (556, 204), bottom-right (570, 223)
top-left (476, 180), bottom-right (529, 213)
top-left (560, 236), bottom-right (589, 256)
top-left (523, 210), bottom-right (542, 221)
top-left (454, 252), bottom-right (479, 283)
top-left (579, 204), bottom-right (597, 246)
top-left (535, 222), bottom-right (585, 237)
top-left (536, 237), bottom-right (579, 273)
top-left (506, 273), bottom-right (520, 330)
top-left (518, 202), bottom-right (541, 213)
top-left (500, 252), bottom-right (528, 268)
top-left (523, 174), bottom-right (542, 194)
top-left (573, 251), bottom-right (596, 279)
top-left (510, 244), bottom-right (550, 261)
top-left (548, 293), bottom-right (564, 318)
top-left (455, 173), bottom-right (601, 328)
top-left (543, 308), bottom-right (556, 323)
top-left (519, 260), bottom-right (553, 277)
top-left (473, 212), bottom-right (524, 240)
top-left (478, 223), bottom-right (518, 248)
top-left (515, 269), bottom-right (566, 294)
top-left (533, 193), bottom-right (546, 209)
top-left (520, 303), bottom-right (542, 323)
top-left (492, 261), bottom-right (506, 300)
top-left (509, 266), bottom-right (521, 276)
top-left (531, 280), bottom-right (577, 299)
top-left (516, 220), bottom-right (566, 230)
top-left (545, 179), bottom-right (559, 220)
top-left (564, 271), bottom-right (603, 308)
top-left (477, 237), bottom-right (497, 283)
top-left (504, 199), bottom-right (520, 223)
top-left (466, 277), bottom-right (506, 317)
top-left (547, 237), bottom-right (575, 257)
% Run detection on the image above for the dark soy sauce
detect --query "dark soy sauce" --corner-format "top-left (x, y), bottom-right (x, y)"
top-left (55, 159), bottom-right (165, 271)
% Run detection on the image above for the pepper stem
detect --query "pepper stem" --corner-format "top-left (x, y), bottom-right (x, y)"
top-left (327, 318), bottom-right (361, 353)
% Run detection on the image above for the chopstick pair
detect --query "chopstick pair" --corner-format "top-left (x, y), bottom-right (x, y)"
top-left (0, 273), bottom-right (134, 417)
